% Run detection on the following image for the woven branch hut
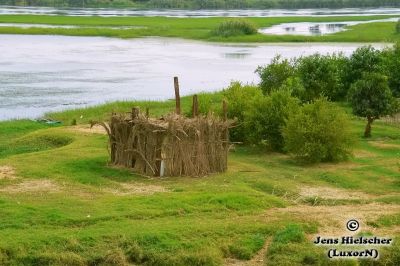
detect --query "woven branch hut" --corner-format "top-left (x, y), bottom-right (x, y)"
top-left (99, 77), bottom-right (232, 177)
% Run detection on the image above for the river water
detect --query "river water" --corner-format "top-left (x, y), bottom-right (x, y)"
top-left (259, 18), bottom-right (399, 36)
top-left (0, 35), bottom-right (388, 120)
top-left (1, 6), bottom-right (400, 17)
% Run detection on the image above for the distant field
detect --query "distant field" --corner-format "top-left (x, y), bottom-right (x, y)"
top-left (0, 93), bottom-right (399, 265)
top-left (0, 14), bottom-right (399, 42)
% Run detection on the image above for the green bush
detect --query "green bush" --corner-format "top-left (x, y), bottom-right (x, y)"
top-left (296, 53), bottom-right (348, 101)
top-left (256, 55), bottom-right (296, 95)
top-left (245, 89), bottom-right (300, 151)
top-left (397, 19), bottom-right (400, 33)
top-left (223, 82), bottom-right (263, 142)
top-left (279, 77), bottom-right (305, 99)
top-left (212, 19), bottom-right (257, 37)
top-left (283, 98), bottom-right (355, 163)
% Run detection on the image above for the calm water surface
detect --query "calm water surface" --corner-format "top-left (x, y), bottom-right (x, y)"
top-left (1, 6), bottom-right (400, 17)
top-left (259, 18), bottom-right (399, 36)
top-left (0, 35), bottom-right (387, 120)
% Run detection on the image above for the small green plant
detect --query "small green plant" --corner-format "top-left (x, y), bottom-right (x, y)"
top-left (212, 19), bottom-right (257, 37)
top-left (125, 242), bottom-right (144, 264)
top-left (273, 224), bottom-right (305, 244)
top-left (283, 98), bottom-right (355, 163)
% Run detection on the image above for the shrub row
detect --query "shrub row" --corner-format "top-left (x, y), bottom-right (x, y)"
top-left (223, 83), bottom-right (354, 163)
top-left (256, 44), bottom-right (400, 138)
top-left (221, 43), bottom-right (400, 163)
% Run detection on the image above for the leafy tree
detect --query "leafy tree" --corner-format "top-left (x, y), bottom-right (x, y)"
top-left (344, 46), bottom-right (383, 89)
top-left (348, 73), bottom-right (398, 138)
top-left (256, 55), bottom-right (296, 95)
top-left (244, 89), bottom-right (300, 151)
top-left (296, 53), bottom-right (347, 101)
top-left (381, 42), bottom-right (400, 97)
top-left (283, 98), bottom-right (355, 163)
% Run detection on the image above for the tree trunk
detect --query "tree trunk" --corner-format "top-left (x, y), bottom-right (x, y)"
top-left (364, 116), bottom-right (374, 138)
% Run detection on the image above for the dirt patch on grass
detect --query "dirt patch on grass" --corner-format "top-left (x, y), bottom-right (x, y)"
top-left (226, 202), bottom-right (399, 265)
top-left (105, 182), bottom-right (168, 195)
top-left (265, 203), bottom-right (400, 237)
top-left (353, 149), bottom-right (377, 158)
top-left (0, 166), bottom-right (17, 180)
top-left (67, 125), bottom-right (106, 135)
top-left (0, 180), bottom-right (60, 193)
top-left (369, 141), bottom-right (400, 150)
top-left (315, 162), bottom-right (360, 171)
top-left (299, 186), bottom-right (372, 200)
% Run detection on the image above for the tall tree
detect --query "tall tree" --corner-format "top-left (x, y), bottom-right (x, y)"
top-left (348, 73), bottom-right (398, 138)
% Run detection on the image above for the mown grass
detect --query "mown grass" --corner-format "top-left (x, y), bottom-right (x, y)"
top-left (0, 92), bottom-right (399, 265)
top-left (0, 15), bottom-right (399, 42)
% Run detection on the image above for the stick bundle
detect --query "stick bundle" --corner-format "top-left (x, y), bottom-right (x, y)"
top-left (104, 111), bottom-right (231, 177)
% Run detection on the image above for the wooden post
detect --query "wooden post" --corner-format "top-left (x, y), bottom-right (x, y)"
top-left (222, 99), bottom-right (229, 171)
top-left (146, 107), bottom-right (149, 120)
top-left (192, 94), bottom-right (199, 117)
top-left (174, 76), bottom-right (181, 115)
top-left (131, 107), bottom-right (140, 120)
top-left (222, 100), bottom-right (228, 121)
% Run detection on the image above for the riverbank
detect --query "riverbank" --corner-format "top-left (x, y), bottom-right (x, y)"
top-left (0, 95), bottom-right (399, 265)
top-left (0, 15), bottom-right (399, 42)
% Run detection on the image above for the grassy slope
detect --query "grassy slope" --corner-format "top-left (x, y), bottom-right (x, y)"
top-left (0, 15), bottom-right (399, 42)
top-left (0, 93), bottom-right (399, 265)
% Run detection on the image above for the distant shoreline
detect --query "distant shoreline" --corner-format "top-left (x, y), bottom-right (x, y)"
top-left (0, 14), bottom-right (399, 43)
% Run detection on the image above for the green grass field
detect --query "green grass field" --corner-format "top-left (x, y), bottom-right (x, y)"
top-left (0, 15), bottom-right (399, 42)
top-left (0, 93), bottom-right (399, 265)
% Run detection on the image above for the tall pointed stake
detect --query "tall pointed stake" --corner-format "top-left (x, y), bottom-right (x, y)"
top-left (131, 107), bottom-right (140, 120)
top-left (192, 94), bottom-right (199, 117)
top-left (174, 77), bottom-right (181, 115)
top-left (222, 99), bottom-right (229, 171)
top-left (222, 100), bottom-right (228, 121)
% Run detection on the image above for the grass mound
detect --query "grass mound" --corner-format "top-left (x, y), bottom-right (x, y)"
top-left (212, 19), bottom-right (257, 37)
top-left (0, 132), bottom-right (73, 158)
